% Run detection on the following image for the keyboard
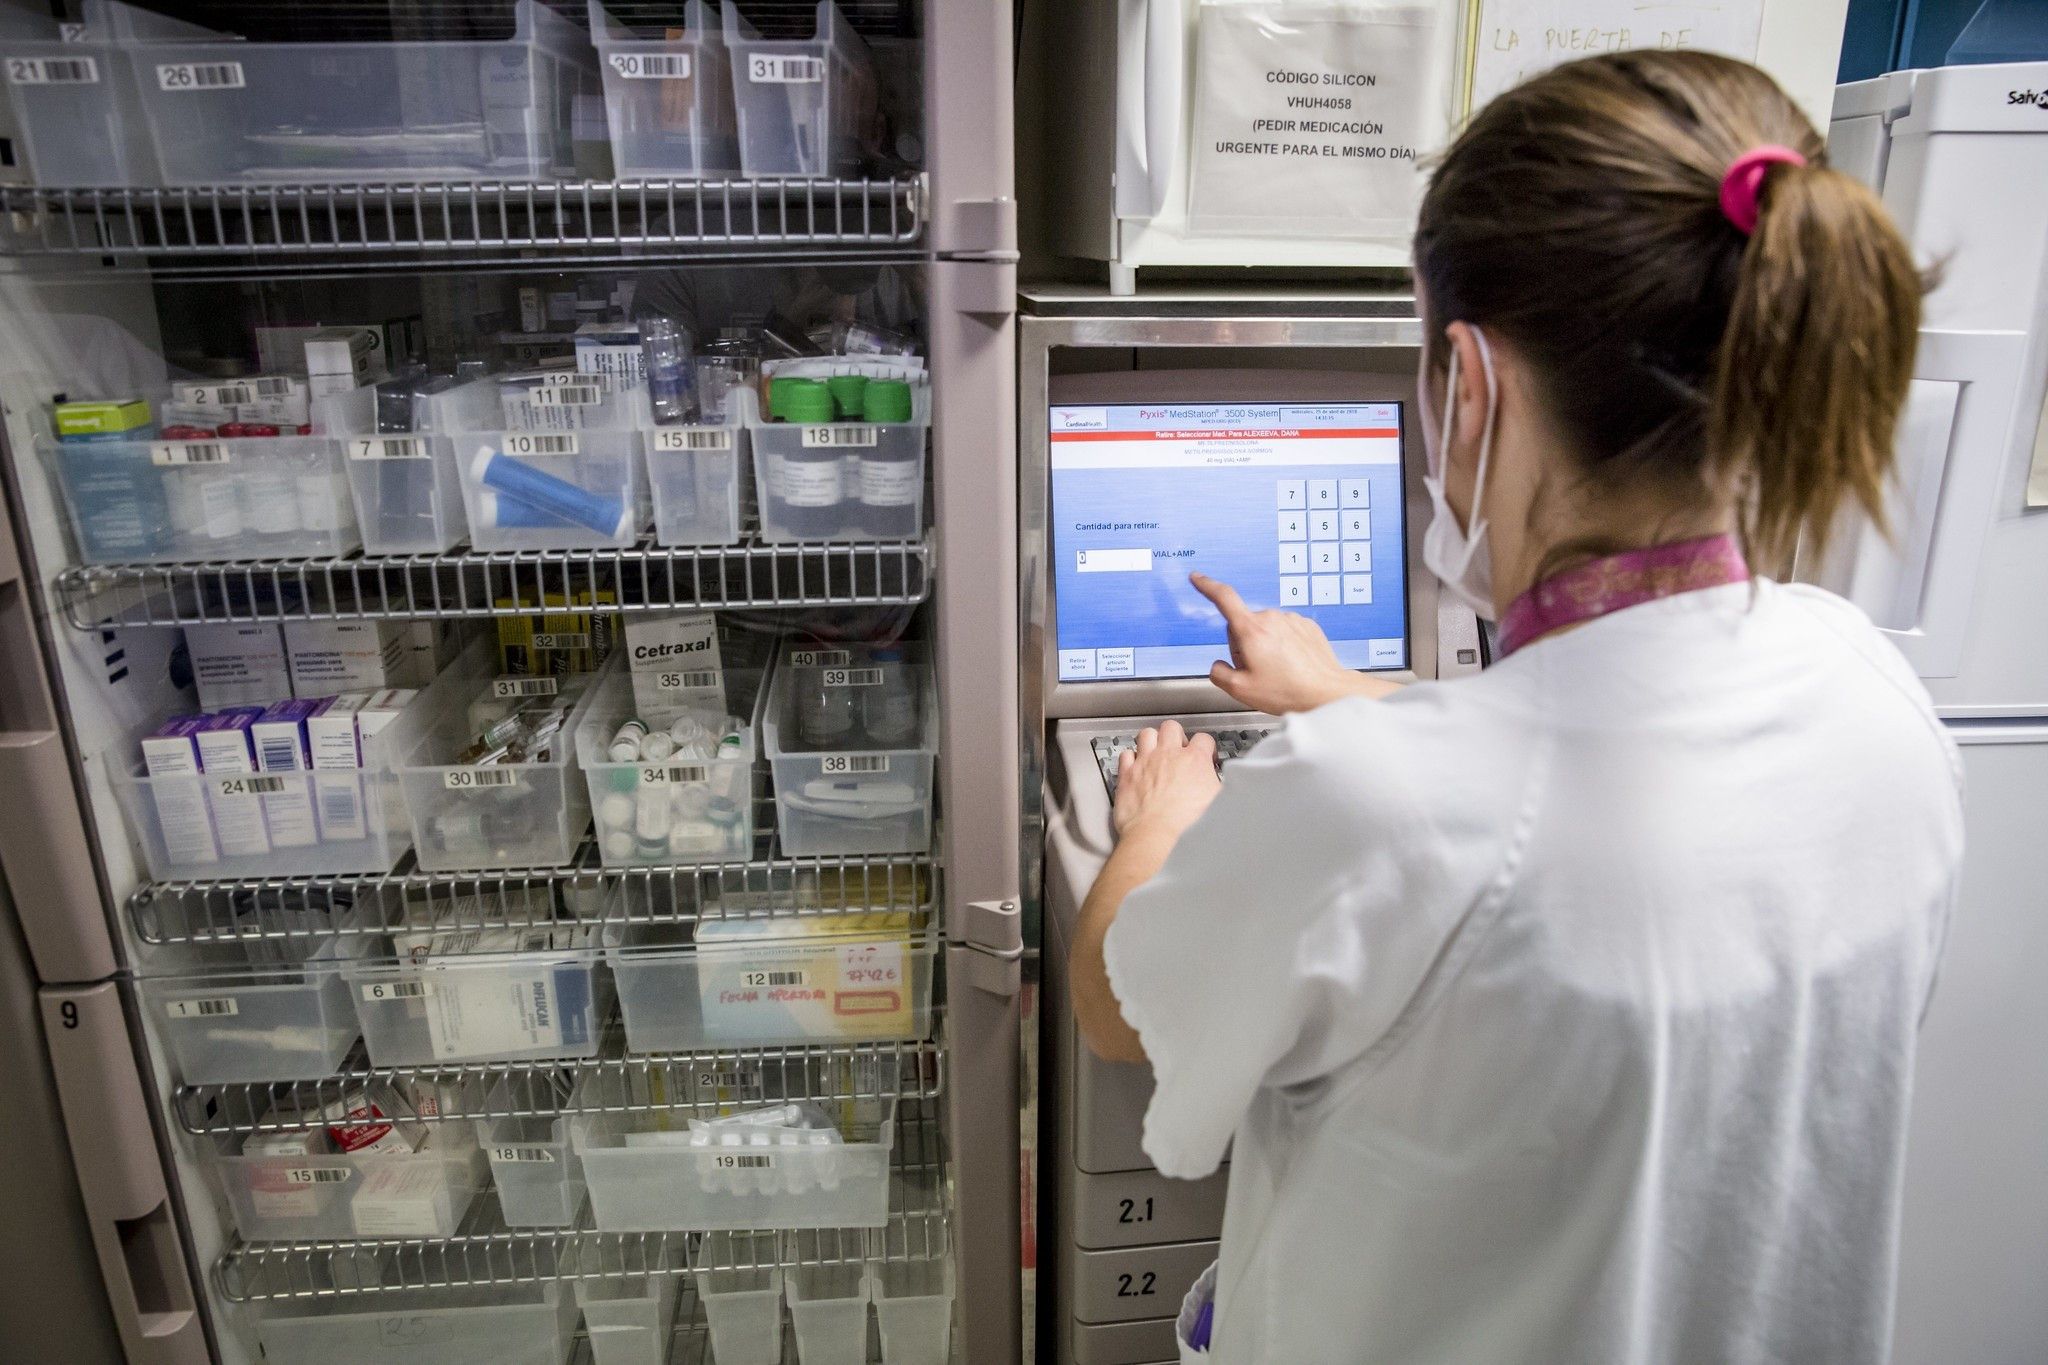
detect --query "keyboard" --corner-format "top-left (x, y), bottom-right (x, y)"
top-left (1092, 725), bottom-right (1275, 801)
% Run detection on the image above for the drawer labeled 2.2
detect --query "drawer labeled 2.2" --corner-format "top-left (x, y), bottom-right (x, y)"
top-left (1072, 1239), bottom-right (1217, 1325)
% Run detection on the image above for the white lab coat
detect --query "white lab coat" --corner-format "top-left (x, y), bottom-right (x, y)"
top-left (1106, 580), bottom-right (1963, 1364)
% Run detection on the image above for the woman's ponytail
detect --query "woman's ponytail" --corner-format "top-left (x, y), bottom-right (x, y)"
top-left (1711, 162), bottom-right (1923, 568)
top-left (1416, 50), bottom-right (1928, 577)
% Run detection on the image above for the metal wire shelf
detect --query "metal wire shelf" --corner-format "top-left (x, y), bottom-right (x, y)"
top-left (216, 1104), bottom-right (949, 1303)
top-left (177, 1033), bottom-right (945, 1136)
top-left (129, 823), bottom-right (936, 947)
top-left (0, 178), bottom-right (924, 262)
top-left (56, 535), bottom-right (932, 627)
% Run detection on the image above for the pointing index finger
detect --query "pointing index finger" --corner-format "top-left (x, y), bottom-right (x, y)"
top-left (1191, 572), bottom-right (1253, 628)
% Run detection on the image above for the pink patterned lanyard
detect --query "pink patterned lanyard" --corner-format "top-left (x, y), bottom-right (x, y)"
top-left (1496, 533), bottom-right (1750, 658)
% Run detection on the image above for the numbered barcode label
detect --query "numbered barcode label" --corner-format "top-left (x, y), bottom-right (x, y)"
top-left (6, 56), bottom-right (99, 85)
top-left (696, 1069), bottom-right (760, 1091)
top-left (609, 52), bottom-right (691, 79)
top-left (533, 385), bottom-right (602, 407)
top-left (712, 1153), bottom-right (775, 1169)
top-left (283, 1167), bottom-right (349, 1185)
top-left (742, 969), bottom-right (808, 987)
top-left (166, 997), bottom-right (237, 1019)
top-left (792, 649), bottom-right (850, 668)
top-left (748, 54), bottom-right (823, 83)
top-left (350, 437), bottom-right (428, 461)
top-left (822, 667), bottom-right (884, 687)
top-left (491, 1145), bottom-right (557, 1164)
top-left (151, 442), bottom-right (229, 466)
top-left (157, 61), bottom-right (245, 90)
top-left (444, 768), bottom-right (518, 789)
top-left (653, 427), bottom-right (732, 453)
top-left (657, 670), bottom-right (720, 691)
top-left (821, 754), bottom-right (889, 775)
top-left (640, 764), bottom-right (710, 785)
top-left (492, 677), bottom-right (559, 698)
top-left (361, 980), bottom-right (431, 1002)
top-left (189, 376), bottom-right (295, 405)
top-left (501, 432), bottom-right (578, 457)
top-left (801, 424), bottom-right (880, 449)
top-left (531, 632), bottom-right (588, 651)
top-left (216, 775), bottom-right (285, 797)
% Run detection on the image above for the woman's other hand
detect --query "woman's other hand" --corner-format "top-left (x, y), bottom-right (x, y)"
top-left (1113, 721), bottom-right (1223, 845)
top-left (1193, 572), bottom-right (1368, 714)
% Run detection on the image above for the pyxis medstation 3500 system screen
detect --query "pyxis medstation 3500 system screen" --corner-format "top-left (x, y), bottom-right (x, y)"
top-left (1050, 400), bottom-right (1410, 682)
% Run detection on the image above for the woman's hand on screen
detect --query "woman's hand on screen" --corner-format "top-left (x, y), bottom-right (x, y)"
top-left (1113, 721), bottom-right (1223, 845)
top-left (1192, 572), bottom-right (1361, 714)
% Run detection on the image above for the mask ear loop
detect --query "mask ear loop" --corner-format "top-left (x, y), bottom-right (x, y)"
top-left (1434, 343), bottom-right (1461, 484)
top-left (1465, 328), bottom-right (1499, 541)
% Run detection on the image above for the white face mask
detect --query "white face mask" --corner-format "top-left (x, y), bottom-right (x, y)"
top-left (1422, 326), bottom-right (1501, 620)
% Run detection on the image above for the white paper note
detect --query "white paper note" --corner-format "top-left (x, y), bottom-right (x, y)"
top-left (1469, 1), bottom-right (1766, 114)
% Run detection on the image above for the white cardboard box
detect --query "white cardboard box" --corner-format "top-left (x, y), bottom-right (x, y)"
top-left (185, 624), bottom-right (291, 711)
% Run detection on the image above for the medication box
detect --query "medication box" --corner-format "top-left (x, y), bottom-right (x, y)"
top-left (54, 398), bottom-right (153, 439)
top-left (185, 624), bottom-right (291, 710)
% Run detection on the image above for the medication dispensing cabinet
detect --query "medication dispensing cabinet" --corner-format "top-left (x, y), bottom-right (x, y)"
top-left (0, 5), bottom-right (1026, 1365)
top-left (1021, 294), bottom-right (1480, 1364)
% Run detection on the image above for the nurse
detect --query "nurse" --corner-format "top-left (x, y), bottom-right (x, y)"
top-left (1072, 51), bottom-right (1963, 1365)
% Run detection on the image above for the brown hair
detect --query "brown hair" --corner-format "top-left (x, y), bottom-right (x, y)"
top-left (1414, 50), bottom-right (1923, 570)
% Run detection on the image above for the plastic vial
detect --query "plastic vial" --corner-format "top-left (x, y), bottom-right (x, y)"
top-left (640, 316), bottom-right (696, 424)
top-left (861, 648), bottom-right (920, 746)
top-left (797, 663), bottom-right (857, 748)
top-left (772, 380), bottom-right (845, 539)
top-left (857, 380), bottom-right (920, 537)
top-left (694, 344), bottom-right (760, 425)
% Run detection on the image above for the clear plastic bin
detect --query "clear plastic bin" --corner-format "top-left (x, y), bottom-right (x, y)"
top-left (648, 413), bottom-right (746, 546)
top-left (256, 1283), bottom-right (576, 1365)
top-left (747, 383), bottom-right (928, 543)
top-left (0, 1), bottom-right (161, 185)
top-left (723, 0), bottom-right (876, 177)
top-left (590, 0), bottom-right (738, 179)
top-left (213, 1125), bottom-right (484, 1243)
top-left (478, 1080), bottom-right (588, 1228)
top-left (695, 1233), bottom-right (784, 1365)
top-left (395, 667), bottom-right (602, 872)
top-left (572, 1099), bottom-right (896, 1232)
top-left (575, 1273), bottom-right (681, 1365)
top-left (109, 0), bottom-right (597, 185)
top-left (609, 918), bottom-right (935, 1051)
top-left (575, 663), bottom-right (757, 868)
top-left (870, 1257), bottom-right (953, 1365)
top-left (762, 643), bottom-right (937, 856)
top-left (435, 374), bottom-right (651, 553)
top-left (319, 382), bottom-right (470, 556)
top-left (345, 927), bottom-right (610, 1066)
top-left (107, 666), bottom-right (446, 882)
top-left (147, 938), bottom-right (363, 1085)
top-left (44, 427), bottom-right (359, 566)
top-left (787, 1261), bottom-right (870, 1365)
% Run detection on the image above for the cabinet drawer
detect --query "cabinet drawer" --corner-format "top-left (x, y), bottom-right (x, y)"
top-left (1069, 1315), bottom-right (1178, 1365)
top-left (1071, 1239), bottom-right (1215, 1325)
top-left (1069, 1165), bottom-right (1227, 1249)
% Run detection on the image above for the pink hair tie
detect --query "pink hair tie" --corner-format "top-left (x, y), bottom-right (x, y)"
top-left (1719, 144), bottom-right (1806, 235)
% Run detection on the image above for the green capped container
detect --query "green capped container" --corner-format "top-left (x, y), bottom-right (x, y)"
top-left (826, 374), bottom-right (869, 420)
top-left (861, 380), bottom-right (914, 424)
